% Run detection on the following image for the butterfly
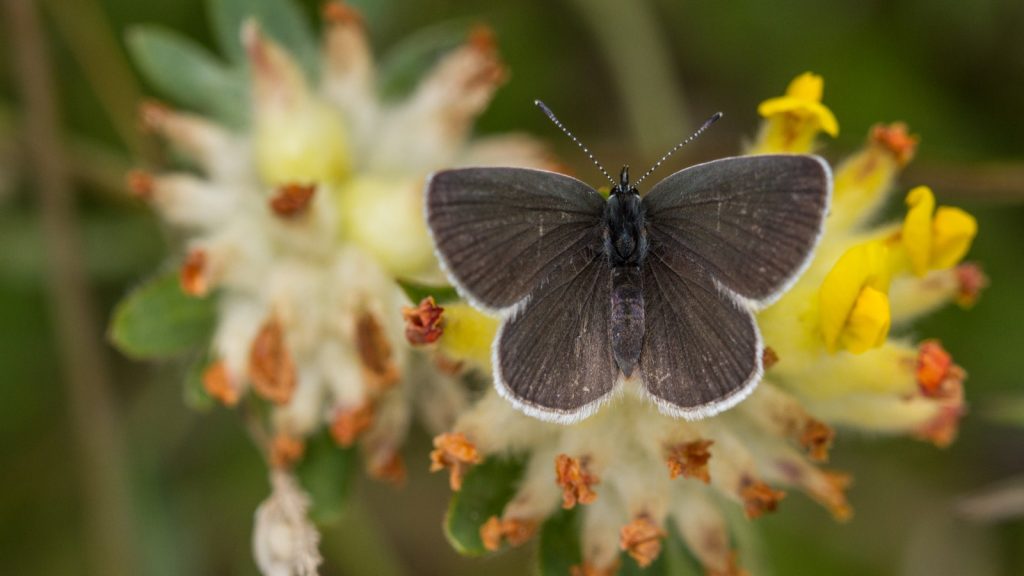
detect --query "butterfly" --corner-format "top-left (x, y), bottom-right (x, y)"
top-left (425, 101), bottom-right (831, 424)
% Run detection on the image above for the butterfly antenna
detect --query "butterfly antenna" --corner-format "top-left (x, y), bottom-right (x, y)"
top-left (633, 112), bottom-right (723, 188)
top-left (535, 100), bottom-right (616, 186)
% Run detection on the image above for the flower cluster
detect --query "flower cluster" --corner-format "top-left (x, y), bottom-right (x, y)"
top-left (124, 2), bottom-right (553, 574)
top-left (422, 72), bottom-right (985, 575)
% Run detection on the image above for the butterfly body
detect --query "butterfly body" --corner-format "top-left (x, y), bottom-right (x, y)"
top-left (605, 167), bottom-right (648, 377)
top-left (426, 154), bottom-right (831, 424)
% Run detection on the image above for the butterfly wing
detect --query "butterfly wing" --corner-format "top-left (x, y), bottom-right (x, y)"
top-left (637, 154), bottom-right (829, 417)
top-left (493, 245), bottom-right (617, 423)
top-left (639, 249), bottom-right (761, 418)
top-left (641, 155), bottom-right (831, 307)
top-left (426, 167), bottom-right (607, 313)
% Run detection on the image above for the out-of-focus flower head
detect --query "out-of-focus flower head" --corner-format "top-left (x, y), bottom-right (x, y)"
top-left (119, 1), bottom-right (555, 572)
top-left (421, 72), bottom-right (986, 574)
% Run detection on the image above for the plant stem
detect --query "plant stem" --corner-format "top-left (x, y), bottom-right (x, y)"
top-left (3, 1), bottom-right (140, 574)
top-left (39, 0), bottom-right (151, 158)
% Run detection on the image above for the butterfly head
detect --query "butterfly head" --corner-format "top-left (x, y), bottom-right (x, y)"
top-left (612, 166), bottom-right (639, 197)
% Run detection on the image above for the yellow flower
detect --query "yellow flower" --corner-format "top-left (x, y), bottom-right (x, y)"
top-left (819, 241), bottom-right (892, 353)
top-left (429, 72), bottom-right (984, 575)
top-left (900, 186), bottom-right (978, 277)
top-left (829, 123), bottom-right (918, 235)
top-left (750, 72), bottom-right (839, 154)
top-left (437, 303), bottom-right (499, 370)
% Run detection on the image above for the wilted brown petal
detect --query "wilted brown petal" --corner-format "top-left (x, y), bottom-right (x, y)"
top-left (269, 433), bottom-right (306, 470)
top-left (619, 515), bottom-right (665, 568)
top-left (870, 122), bottom-right (918, 166)
top-left (330, 402), bottom-right (375, 447)
top-left (202, 360), bottom-right (239, 406)
top-left (248, 316), bottom-right (298, 405)
top-left (270, 183), bottom-right (316, 218)
top-left (402, 297), bottom-right (444, 346)
top-left (356, 311), bottom-right (400, 391)
top-left (555, 454), bottom-right (599, 509)
top-left (430, 432), bottom-right (482, 491)
top-left (665, 440), bottom-right (713, 483)
top-left (739, 477), bottom-right (786, 519)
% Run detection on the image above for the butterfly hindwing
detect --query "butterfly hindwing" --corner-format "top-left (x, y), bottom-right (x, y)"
top-left (639, 246), bottom-right (761, 418)
top-left (426, 167), bottom-right (607, 312)
top-left (494, 245), bottom-right (617, 423)
top-left (642, 155), bottom-right (831, 307)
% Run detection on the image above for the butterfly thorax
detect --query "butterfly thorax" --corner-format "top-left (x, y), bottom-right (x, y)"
top-left (605, 167), bottom-right (647, 377)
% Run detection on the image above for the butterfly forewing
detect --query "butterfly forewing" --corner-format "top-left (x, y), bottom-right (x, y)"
top-left (642, 155), bottom-right (831, 307)
top-left (639, 245), bottom-right (761, 418)
top-left (494, 246), bottom-right (617, 422)
top-left (426, 167), bottom-right (607, 312)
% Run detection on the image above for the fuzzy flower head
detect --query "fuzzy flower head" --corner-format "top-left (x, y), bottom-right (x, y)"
top-left (423, 73), bottom-right (984, 574)
top-left (117, 0), bottom-right (554, 569)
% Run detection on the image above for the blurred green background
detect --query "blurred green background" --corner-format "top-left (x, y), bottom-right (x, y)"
top-left (2, 0), bottom-right (1023, 574)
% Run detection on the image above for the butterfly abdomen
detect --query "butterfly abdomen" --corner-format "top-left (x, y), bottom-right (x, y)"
top-left (610, 266), bottom-right (644, 376)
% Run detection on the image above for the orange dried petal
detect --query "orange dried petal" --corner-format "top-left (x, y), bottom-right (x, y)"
top-left (202, 360), bottom-right (239, 406)
top-left (269, 183), bottom-right (316, 218)
top-left (179, 249), bottom-right (209, 297)
top-left (955, 262), bottom-right (988, 308)
top-left (480, 516), bottom-right (538, 551)
top-left (322, 1), bottom-right (363, 26)
top-left (125, 169), bottom-right (154, 200)
top-left (368, 449), bottom-right (407, 486)
top-left (619, 515), bottom-right (665, 568)
top-left (870, 122), bottom-right (919, 166)
top-left (800, 419), bottom-right (835, 462)
top-left (740, 477), bottom-right (786, 519)
top-left (248, 316), bottom-right (297, 405)
top-left (269, 433), bottom-right (305, 469)
top-left (430, 432), bottom-right (481, 491)
top-left (917, 340), bottom-right (959, 398)
top-left (762, 346), bottom-right (779, 370)
top-left (402, 297), bottom-right (445, 345)
top-left (665, 439), bottom-right (714, 483)
top-left (356, 311), bottom-right (400, 392)
top-left (555, 454), bottom-right (599, 509)
top-left (330, 402), bottom-right (375, 447)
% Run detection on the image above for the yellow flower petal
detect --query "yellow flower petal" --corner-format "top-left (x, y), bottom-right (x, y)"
top-left (901, 186), bottom-right (936, 276)
top-left (838, 286), bottom-right (891, 354)
top-left (819, 242), bottom-right (892, 353)
top-left (438, 303), bottom-right (499, 369)
top-left (246, 23), bottom-right (352, 187)
top-left (828, 123), bottom-right (917, 235)
top-left (931, 207), bottom-right (977, 270)
top-left (338, 175), bottom-right (436, 277)
top-left (900, 186), bottom-right (977, 276)
top-left (787, 72), bottom-right (824, 101)
top-left (750, 72), bottom-right (838, 154)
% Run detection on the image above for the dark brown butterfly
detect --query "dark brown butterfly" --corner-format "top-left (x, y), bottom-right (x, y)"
top-left (425, 102), bottom-right (831, 423)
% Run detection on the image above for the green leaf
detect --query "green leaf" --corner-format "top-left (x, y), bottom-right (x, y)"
top-left (444, 455), bottom-right (525, 556)
top-left (377, 19), bottom-right (473, 100)
top-left (126, 26), bottom-right (248, 128)
top-left (538, 508), bottom-right (583, 576)
top-left (296, 430), bottom-right (357, 525)
top-left (208, 0), bottom-right (320, 81)
top-left (397, 279), bottom-right (461, 304)
top-left (109, 272), bottom-right (217, 360)
top-left (183, 352), bottom-right (215, 412)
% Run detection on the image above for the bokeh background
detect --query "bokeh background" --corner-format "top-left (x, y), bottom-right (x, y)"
top-left (2, 0), bottom-right (1023, 574)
